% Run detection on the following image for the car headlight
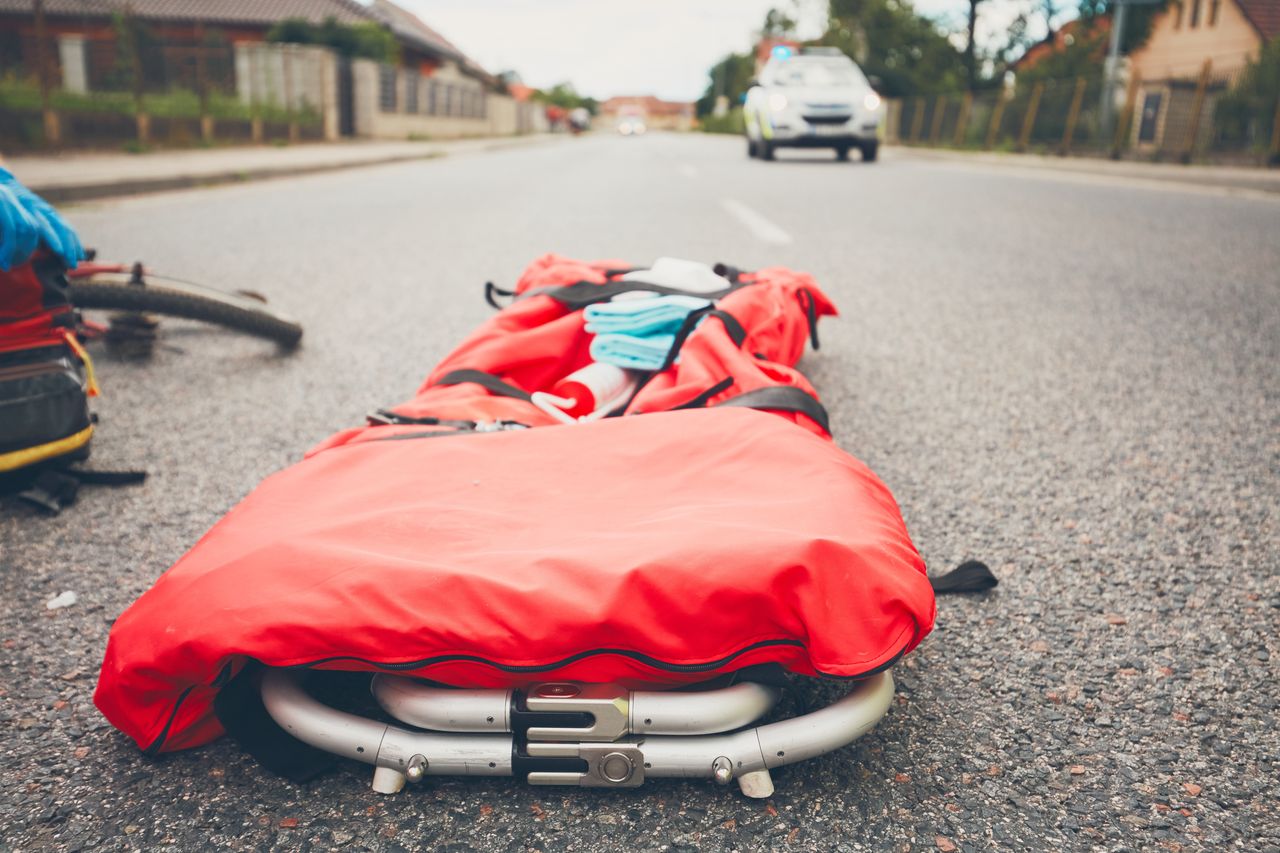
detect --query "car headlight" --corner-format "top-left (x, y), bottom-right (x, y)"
top-left (863, 92), bottom-right (882, 111)
top-left (768, 93), bottom-right (788, 112)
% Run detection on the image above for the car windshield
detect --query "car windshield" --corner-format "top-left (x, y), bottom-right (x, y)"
top-left (771, 61), bottom-right (865, 88)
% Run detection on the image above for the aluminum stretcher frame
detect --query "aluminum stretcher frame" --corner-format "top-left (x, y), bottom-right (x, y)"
top-left (261, 669), bottom-right (895, 798)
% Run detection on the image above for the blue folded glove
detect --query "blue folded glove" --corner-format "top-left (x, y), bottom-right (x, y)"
top-left (584, 294), bottom-right (710, 337)
top-left (0, 168), bottom-right (84, 271)
top-left (590, 332), bottom-right (677, 371)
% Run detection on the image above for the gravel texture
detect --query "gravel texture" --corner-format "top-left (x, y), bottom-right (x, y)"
top-left (1, 135), bottom-right (1277, 852)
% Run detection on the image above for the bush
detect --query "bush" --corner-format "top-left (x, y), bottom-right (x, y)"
top-left (700, 108), bottom-right (745, 135)
top-left (0, 79), bottom-right (321, 125)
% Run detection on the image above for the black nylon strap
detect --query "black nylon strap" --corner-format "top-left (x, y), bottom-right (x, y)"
top-left (370, 409), bottom-right (476, 429)
top-left (672, 377), bottom-right (735, 410)
top-left (655, 304), bottom-right (715, 373)
top-left (714, 386), bottom-right (832, 434)
top-left (534, 279), bottom-right (751, 310)
top-left (929, 561), bottom-right (998, 594)
top-left (484, 281), bottom-right (517, 310)
top-left (707, 309), bottom-right (747, 347)
top-left (797, 288), bottom-right (820, 351)
top-left (434, 369), bottom-right (532, 402)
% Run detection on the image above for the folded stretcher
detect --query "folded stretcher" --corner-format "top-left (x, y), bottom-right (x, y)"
top-left (95, 255), bottom-right (991, 795)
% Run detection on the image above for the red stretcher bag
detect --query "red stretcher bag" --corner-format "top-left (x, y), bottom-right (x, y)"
top-left (95, 256), bottom-right (939, 755)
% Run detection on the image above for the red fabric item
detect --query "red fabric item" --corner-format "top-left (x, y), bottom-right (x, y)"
top-left (94, 256), bottom-right (933, 754)
top-left (0, 252), bottom-right (75, 353)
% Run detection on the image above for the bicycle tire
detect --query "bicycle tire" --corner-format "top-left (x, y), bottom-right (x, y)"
top-left (69, 277), bottom-right (303, 348)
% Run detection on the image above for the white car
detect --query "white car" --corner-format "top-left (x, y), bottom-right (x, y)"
top-left (617, 115), bottom-right (647, 136)
top-left (743, 48), bottom-right (883, 162)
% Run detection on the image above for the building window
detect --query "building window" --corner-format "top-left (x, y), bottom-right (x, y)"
top-left (405, 73), bottom-right (419, 114)
top-left (1209, 0), bottom-right (1220, 25)
top-left (1174, 0), bottom-right (1184, 28)
top-left (479, 89), bottom-right (487, 119)
top-left (379, 65), bottom-right (398, 112)
top-left (1189, 0), bottom-right (1201, 27)
top-left (444, 84), bottom-right (454, 116)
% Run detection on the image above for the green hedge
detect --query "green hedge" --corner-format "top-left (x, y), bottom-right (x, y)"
top-left (0, 80), bottom-right (320, 124)
top-left (699, 108), bottom-right (745, 135)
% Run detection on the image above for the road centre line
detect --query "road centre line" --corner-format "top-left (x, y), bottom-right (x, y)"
top-left (720, 198), bottom-right (794, 245)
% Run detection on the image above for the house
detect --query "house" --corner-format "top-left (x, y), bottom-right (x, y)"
top-left (598, 95), bottom-right (694, 131)
top-left (0, 0), bottom-right (541, 142)
top-left (1009, 18), bottom-right (1112, 75)
top-left (1130, 0), bottom-right (1277, 79)
top-left (1127, 0), bottom-right (1278, 148)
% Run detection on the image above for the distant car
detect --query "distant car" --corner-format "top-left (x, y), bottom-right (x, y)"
top-left (743, 47), bottom-right (883, 162)
top-left (617, 115), bottom-right (647, 136)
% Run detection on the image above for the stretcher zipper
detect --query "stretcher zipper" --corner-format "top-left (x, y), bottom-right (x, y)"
top-left (145, 640), bottom-right (909, 755)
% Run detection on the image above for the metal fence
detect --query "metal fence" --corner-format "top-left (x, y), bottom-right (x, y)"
top-left (885, 66), bottom-right (1280, 166)
top-left (0, 26), bottom-right (326, 152)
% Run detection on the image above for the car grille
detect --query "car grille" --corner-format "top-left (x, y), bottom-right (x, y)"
top-left (803, 114), bottom-right (852, 125)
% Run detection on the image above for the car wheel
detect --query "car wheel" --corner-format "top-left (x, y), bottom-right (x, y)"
top-left (747, 138), bottom-right (757, 158)
top-left (760, 141), bottom-right (776, 161)
top-left (835, 146), bottom-right (850, 161)
top-left (861, 142), bottom-right (879, 162)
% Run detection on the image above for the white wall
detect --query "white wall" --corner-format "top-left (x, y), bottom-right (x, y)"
top-left (351, 58), bottom-right (540, 140)
top-left (234, 42), bottom-right (338, 139)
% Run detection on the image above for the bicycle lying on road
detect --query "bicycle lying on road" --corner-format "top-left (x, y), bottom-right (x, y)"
top-left (68, 252), bottom-right (303, 349)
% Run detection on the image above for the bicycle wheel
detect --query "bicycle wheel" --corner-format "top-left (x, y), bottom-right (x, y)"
top-left (69, 273), bottom-right (303, 349)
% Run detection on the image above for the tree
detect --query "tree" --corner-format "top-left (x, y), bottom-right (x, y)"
top-left (696, 51), bottom-right (755, 117)
top-left (266, 17), bottom-right (400, 63)
top-left (532, 82), bottom-right (598, 115)
top-left (1213, 36), bottom-right (1280, 155)
top-left (964, 0), bottom-right (982, 91)
top-left (1076, 0), bottom-right (1163, 54)
top-left (819, 0), bottom-right (968, 96)
top-left (763, 7), bottom-right (798, 38)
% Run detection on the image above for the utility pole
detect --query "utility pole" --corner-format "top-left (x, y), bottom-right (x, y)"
top-left (32, 0), bottom-right (60, 145)
top-left (1098, 0), bottom-right (1128, 141)
top-left (1099, 0), bottom-right (1160, 143)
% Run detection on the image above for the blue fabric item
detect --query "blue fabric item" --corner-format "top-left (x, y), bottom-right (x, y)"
top-left (584, 294), bottom-right (711, 337)
top-left (0, 184), bottom-right (39, 272)
top-left (590, 332), bottom-right (677, 371)
top-left (0, 168), bottom-right (84, 271)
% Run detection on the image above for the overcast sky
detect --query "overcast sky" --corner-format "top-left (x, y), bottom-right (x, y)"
top-left (397, 1), bottom-right (1067, 102)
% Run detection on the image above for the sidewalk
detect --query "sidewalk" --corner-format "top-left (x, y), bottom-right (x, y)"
top-left (892, 146), bottom-right (1280, 197)
top-left (5, 135), bottom-right (556, 203)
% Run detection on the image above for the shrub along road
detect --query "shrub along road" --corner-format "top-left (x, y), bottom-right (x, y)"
top-left (1, 134), bottom-right (1277, 851)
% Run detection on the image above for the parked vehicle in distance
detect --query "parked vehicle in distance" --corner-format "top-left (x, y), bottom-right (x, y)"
top-left (743, 47), bottom-right (883, 162)
top-left (616, 106), bottom-right (647, 136)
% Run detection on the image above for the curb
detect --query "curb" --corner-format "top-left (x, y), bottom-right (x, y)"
top-left (28, 135), bottom-right (557, 204)
top-left (33, 151), bottom-right (445, 204)
top-left (890, 145), bottom-right (1280, 196)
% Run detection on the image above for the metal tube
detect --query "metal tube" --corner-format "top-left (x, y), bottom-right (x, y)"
top-left (640, 672), bottom-right (894, 775)
top-left (261, 670), bottom-right (513, 776)
top-left (371, 675), bottom-right (779, 737)
top-left (371, 675), bottom-right (511, 733)
top-left (260, 670), bottom-right (893, 795)
top-left (261, 668), bottom-right (391, 763)
top-left (630, 682), bottom-right (780, 736)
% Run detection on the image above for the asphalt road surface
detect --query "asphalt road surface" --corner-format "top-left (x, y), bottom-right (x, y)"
top-left (2, 134), bottom-right (1277, 852)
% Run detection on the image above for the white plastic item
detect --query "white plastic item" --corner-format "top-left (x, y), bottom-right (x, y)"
top-left (531, 363), bottom-right (638, 424)
top-left (621, 258), bottom-right (729, 294)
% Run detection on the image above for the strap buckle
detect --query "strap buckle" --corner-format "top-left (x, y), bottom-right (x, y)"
top-left (525, 743), bottom-right (645, 788)
top-left (522, 682), bottom-right (628, 741)
top-left (473, 420), bottom-right (529, 432)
